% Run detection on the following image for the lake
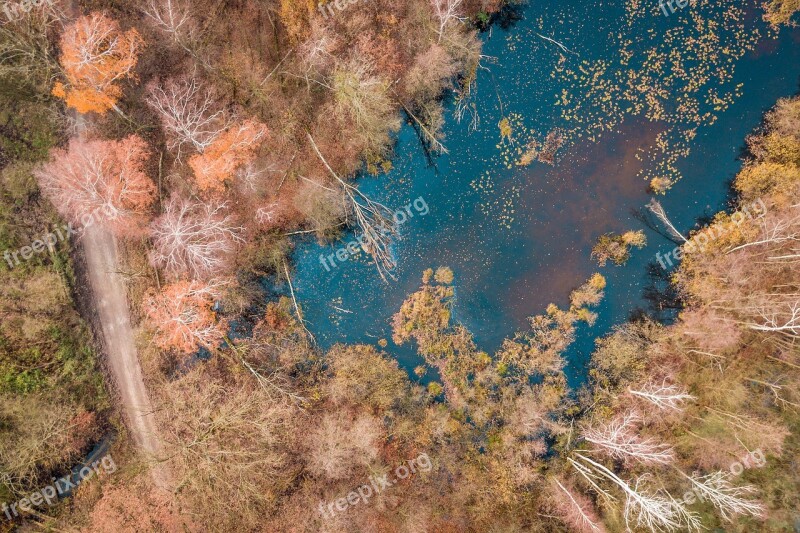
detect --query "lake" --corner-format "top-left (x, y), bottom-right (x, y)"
top-left (287, 0), bottom-right (800, 386)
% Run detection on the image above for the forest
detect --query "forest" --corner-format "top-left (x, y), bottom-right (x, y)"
top-left (0, 0), bottom-right (799, 531)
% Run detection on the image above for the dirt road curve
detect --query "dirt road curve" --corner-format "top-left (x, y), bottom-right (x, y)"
top-left (81, 224), bottom-right (168, 489)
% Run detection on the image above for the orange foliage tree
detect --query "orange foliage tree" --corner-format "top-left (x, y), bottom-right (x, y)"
top-left (188, 120), bottom-right (268, 192)
top-left (34, 135), bottom-right (156, 235)
top-left (278, 0), bottom-right (316, 43)
top-left (53, 12), bottom-right (144, 114)
top-left (143, 280), bottom-right (228, 354)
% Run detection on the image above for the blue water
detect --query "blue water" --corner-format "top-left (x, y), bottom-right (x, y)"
top-left (287, 1), bottom-right (800, 386)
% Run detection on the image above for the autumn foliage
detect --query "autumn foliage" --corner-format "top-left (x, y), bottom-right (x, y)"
top-left (144, 280), bottom-right (227, 355)
top-left (188, 120), bottom-right (268, 192)
top-left (52, 12), bottom-right (144, 114)
top-left (34, 135), bottom-right (156, 235)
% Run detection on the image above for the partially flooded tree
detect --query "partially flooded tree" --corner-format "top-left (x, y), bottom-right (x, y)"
top-left (308, 133), bottom-right (399, 280)
top-left (35, 135), bottom-right (156, 236)
top-left (149, 195), bottom-right (244, 280)
top-left (592, 230), bottom-right (647, 266)
top-left (647, 199), bottom-right (688, 243)
top-left (52, 12), bottom-right (144, 114)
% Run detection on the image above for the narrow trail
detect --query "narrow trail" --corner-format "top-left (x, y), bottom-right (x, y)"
top-left (80, 224), bottom-right (169, 489)
top-left (69, 112), bottom-right (168, 487)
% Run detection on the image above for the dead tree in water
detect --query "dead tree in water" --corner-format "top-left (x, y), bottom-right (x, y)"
top-left (647, 199), bottom-right (688, 244)
top-left (307, 133), bottom-right (399, 281)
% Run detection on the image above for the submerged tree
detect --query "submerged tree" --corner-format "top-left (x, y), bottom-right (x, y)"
top-left (592, 230), bottom-right (647, 266)
top-left (308, 133), bottom-right (399, 280)
top-left (647, 199), bottom-right (688, 243)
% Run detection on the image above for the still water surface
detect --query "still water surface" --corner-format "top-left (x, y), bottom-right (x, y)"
top-left (288, 1), bottom-right (800, 385)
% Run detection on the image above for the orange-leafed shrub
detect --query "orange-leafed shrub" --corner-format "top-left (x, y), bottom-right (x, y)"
top-left (143, 280), bottom-right (228, 354)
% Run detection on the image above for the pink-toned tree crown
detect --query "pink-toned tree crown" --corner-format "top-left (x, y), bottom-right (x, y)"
top-left (149, 195), bottom-right (244, 280)
top-left (35, 135), bottom-right (156, 236)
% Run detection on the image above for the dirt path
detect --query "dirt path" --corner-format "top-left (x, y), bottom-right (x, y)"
top-left (81, 224), bottom-right (168, 489)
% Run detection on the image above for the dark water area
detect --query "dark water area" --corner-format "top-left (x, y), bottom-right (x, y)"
top-left (288, 0), bottom-right (800, 387)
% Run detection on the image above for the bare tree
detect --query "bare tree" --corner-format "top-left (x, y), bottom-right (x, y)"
top-left (159, 370), bottom-right (294, 530)
top-left (0, 2), bottom-right (63, 86)
top-left (584, 411), bottom-right (675, 465)
top-left (747, 299), bottom-right (800, 338)
top-left (149, 195), bottom-right (244, 280)
top-left (143, 0), bottom-right (197, 56)
top-left (550, 477), bottom-right (607, 533)
top-left (680, 471), bottom-right (766, 521)
top-left (35, 135), bottom-right (156, 236)
top-left (144, 278), bottom-right (229, 354)
top-left (628, 379), bottom-right (695, 412)
top-left (307, 133), bottom-right (399, 281)
top-left (647, 199), bottom-right (688, 243)
top-left (305, 412), bottom-right (382, 480)
top-left (430, 0), bottom-right (465, 43)
top-left (570, 454), bottom-right (701, 532)
top-left (728, 212), bottom-right (800, 254)
top-left (54, 12), bottom-right (144, 115)
top-left (296, 30), bottom-right (337, 90)
top-left (146, 76), bottom-right (229, 160)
